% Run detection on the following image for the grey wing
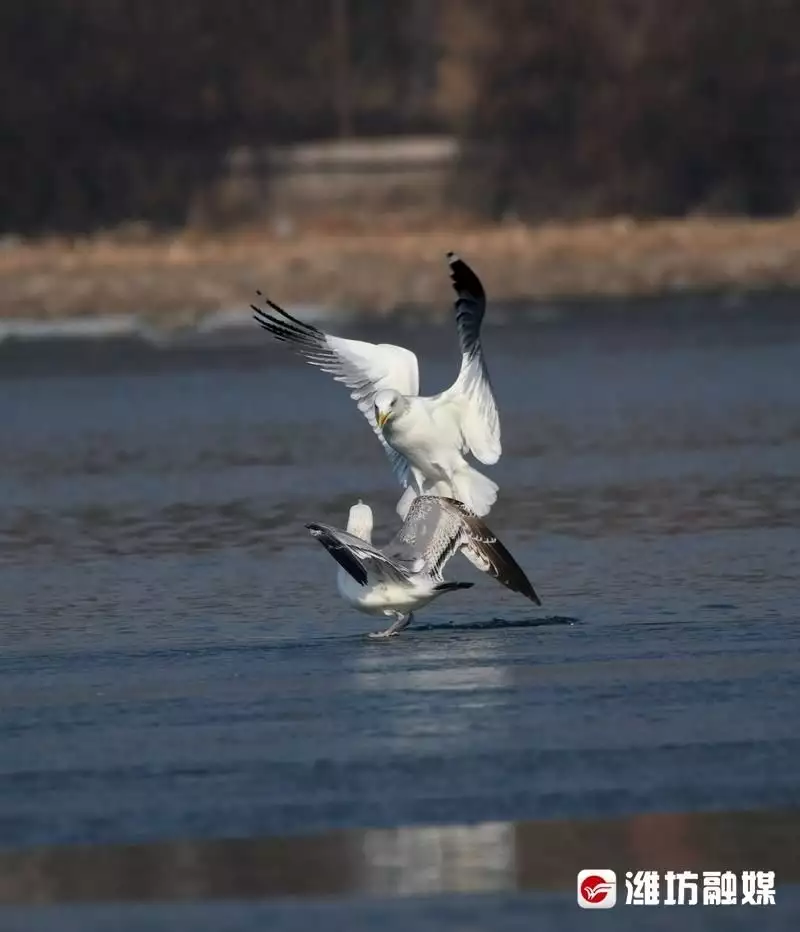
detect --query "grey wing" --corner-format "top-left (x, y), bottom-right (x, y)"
top-left (436, 499), bottom-right (542, 604)
top-left (306, 523), bottom-right (410, 586)
top-left (253, 298), bottom-right (418, 488)
top-left (385, 496), bottom-right (467, 580)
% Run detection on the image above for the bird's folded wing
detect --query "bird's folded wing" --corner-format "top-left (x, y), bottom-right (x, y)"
top-left (306, 523), bottom-right (410, 586)
top-left (253, 299), bottom-right (419, 486)
top-left (436, 254), bottom-right (501, 465)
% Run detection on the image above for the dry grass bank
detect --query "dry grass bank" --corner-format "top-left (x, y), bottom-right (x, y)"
top-left (2, 216), bottom-right (800, 326)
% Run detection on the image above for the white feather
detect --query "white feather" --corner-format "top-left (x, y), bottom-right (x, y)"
top-left (308, 496), bottom-right (540, 637)
top-left (253, 253), bottom-right (501, 516)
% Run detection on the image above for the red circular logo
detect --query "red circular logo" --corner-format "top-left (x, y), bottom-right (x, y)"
top-left (581, 875), bottom-right (612, 903)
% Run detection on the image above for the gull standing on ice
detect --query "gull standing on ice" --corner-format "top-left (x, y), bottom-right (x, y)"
top-left (306, 496), bottom-right (541, 638)
top-left (253, 253), bottom-right (501, 517)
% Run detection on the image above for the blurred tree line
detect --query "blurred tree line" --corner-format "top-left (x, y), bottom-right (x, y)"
top-left (460, 0), bottom-right (800, 218)
top-left (1, 0), bottom-right (798, 233)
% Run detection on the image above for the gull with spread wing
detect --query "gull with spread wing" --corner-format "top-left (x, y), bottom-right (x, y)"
top-left (306, 496), bottom-right (541, 638)
top-left (253, 253), bottom-right (501, 517)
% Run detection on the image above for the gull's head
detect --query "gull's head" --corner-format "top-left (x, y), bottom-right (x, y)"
top-left (374, 389), bottom-right (405, 430)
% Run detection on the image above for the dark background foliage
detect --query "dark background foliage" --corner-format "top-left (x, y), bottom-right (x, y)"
top-left (1, 0), bottom-right (798, 232)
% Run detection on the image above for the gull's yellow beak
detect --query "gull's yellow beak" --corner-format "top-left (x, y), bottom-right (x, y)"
top-left (377, 410), bottom-right (389, 429)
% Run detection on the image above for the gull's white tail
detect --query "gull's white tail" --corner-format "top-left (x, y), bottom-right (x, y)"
top-left (395, 486), bottom-right (418, 520)
top-left (416, 466), bottom-right (498, 517)
top-left (347, 500), bottom-right (374, 542)
top-left (450, 464), bottom-right (498, 517)
top-left (394, 462), bottom-right (498, 519)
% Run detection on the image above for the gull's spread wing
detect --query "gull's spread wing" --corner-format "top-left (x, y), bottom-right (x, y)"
top-left (253, 299), bottom-right (419, 486)
top-left (436, 254), bottom-right (501, 465)
top-left (306, 523), bottom-right (410, 586)
top-left (389, 496), bottom-right (540, 603)
top-left (441, 498), bottom-right (541, 603)
top-left (386, 495), bottom-right (465, 578)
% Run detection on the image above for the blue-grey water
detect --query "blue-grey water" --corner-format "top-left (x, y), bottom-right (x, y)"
top-left (0, 301), bottom-right (799, 930)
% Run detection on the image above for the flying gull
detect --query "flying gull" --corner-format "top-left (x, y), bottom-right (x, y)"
top-left (306, 495), bottom-right (541, 638)
top-left (253, 253), bottom-right (501, 517)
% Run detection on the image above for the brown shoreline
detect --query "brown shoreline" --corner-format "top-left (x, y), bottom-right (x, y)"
top-left (0, 807), bottom-right (795, 902)
top-left (2, 217), bottom-right (800, 326)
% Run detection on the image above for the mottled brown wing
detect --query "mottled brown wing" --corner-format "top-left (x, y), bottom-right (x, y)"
top-left (437, 498), bottom-right (542, 604)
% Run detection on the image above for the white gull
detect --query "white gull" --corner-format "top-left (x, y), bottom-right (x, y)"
top-left (306, 496), bottom-right (541, 638)
top-left (253, 253), bottom-right (501, 517)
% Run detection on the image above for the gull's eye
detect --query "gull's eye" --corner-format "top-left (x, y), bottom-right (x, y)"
top-left (390, 398), bottom-right (396, 408)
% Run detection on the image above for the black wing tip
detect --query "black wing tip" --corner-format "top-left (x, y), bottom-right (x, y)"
top-left (448, 256), bottom-right (485, 301)
top-left (434, 581), bottom-right (474, 593)
top-left (350, 565), bottom-right (369, 586)
top-left (509, 568), bottom-right (542, 604)
top-left (252, 295), bottom-right (316, 330)
top-left (504, 567), bottom-right (542, 605)
top-left (251, 306), bottom-right (275, 329)
top-left (307, 524), bottom-right (369, 586)
top-left (459, 510), bottom-right (542, 605)
top-left (526, 585), bottom-right (543, 606)
top-left (497, 549), bottom-right (541, 604)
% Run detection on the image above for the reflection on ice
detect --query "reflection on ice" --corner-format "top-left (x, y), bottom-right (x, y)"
top-left (0, 807), bottom-right (796, 904)
top-left (360, 822), bottom-right (515, 896)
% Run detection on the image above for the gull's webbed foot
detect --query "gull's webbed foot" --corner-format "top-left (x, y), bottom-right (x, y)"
top-left (368, 612), bottom-right (412, 639)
